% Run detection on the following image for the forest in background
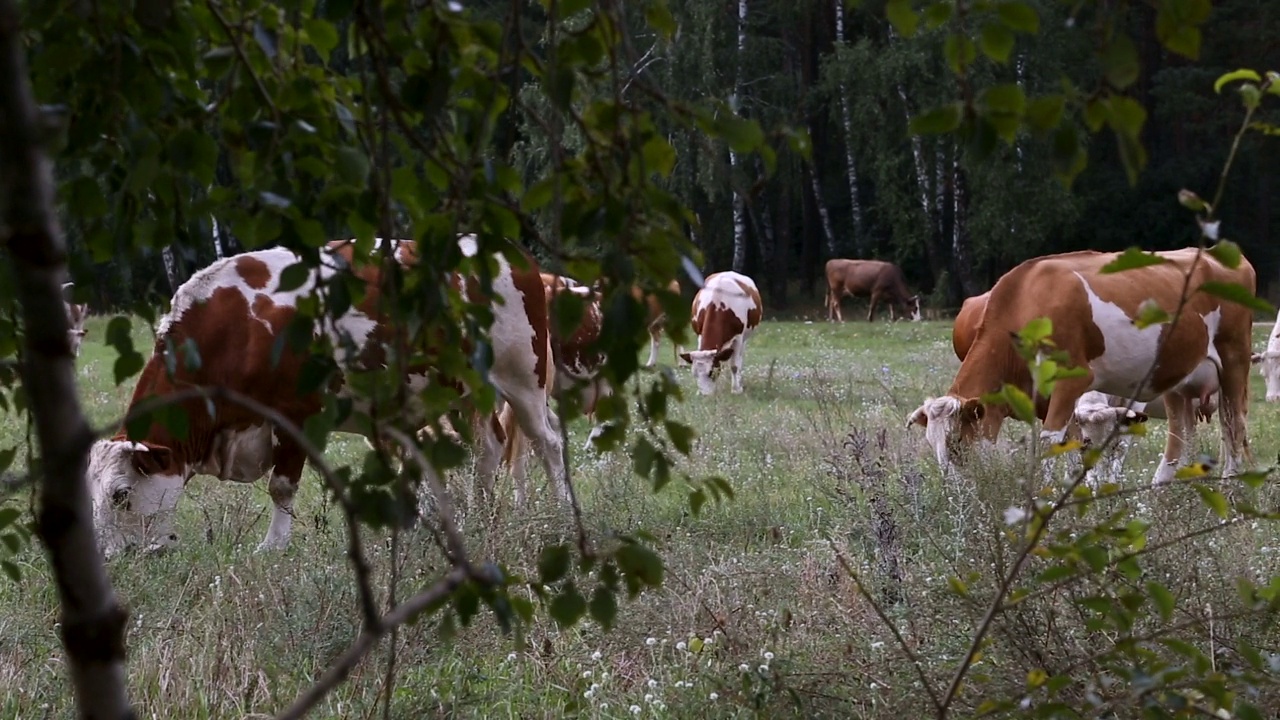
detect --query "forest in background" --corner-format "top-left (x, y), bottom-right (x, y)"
top-left (52, 0), bottom-right (1280, 313)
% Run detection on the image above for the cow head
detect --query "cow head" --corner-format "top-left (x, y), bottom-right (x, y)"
top-left (1072, 392), bottom-right (1149, 448)
top-left (679, 344), bottom-right (735, 395)
top-left (1255, 350), bottom-right (1280, 402)
top-left (86, 439), bottom-right (185, 558)
top-left (906, 395), bottom-right (985, 467)
top-left (907, 295), bottom-right (922, 322)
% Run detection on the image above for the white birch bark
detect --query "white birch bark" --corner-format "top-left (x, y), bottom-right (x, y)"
top-left (730, 0), bottom-right (749, 272)
top-left (898, 84), bottom-right (933, 227)
top-left (834, 0), bottom-right (864, 252)
top-left (161, 245), bottom-right (181, 293)
top-left (808, 165), bottom-right (838, 256)
top-left (211, 216), bottom-right (225, 259)
top-left (952, 142), bottom-right (970, 275)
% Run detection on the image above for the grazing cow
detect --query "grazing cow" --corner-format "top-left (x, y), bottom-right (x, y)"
top-left (62, 282), bottom-right (88, 357)
top-left (1070, 390), bottom-right (1150, 485)
top-left (1252, 310), bottom-right (1280, 401)
top-left (911, 248), bottom-right (1254, 486)
top-left (680, 271), bottom-right (762, 395)
top-left (825, 259), bottom-right (921, 323)
top-left (952, 291), bottom-right (989, 362)
top-left (85, 236), bottom-right (568, 557)
top-left (635, 280), bottom-right (683, 366)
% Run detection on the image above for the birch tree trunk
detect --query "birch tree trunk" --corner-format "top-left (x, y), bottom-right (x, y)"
top-left (161, 245), bottom-right (182, 294)
top-left (729, 0), bottom-right (749, 273)
top-left (807, 165), bottom-right (838, 257)
top-left (834, 0), bottom-right (864, 253)
top-left (211, 216), bottom-right (226, 259)
top-left (951, 142), bottom-right (976, 296)
top-left (0, 2), bottom-right (135, 716)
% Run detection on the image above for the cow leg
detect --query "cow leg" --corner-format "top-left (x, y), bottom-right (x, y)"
top-left (1215, 343), bottom-right (1252, 478)
top-left (645, 320), bottom-right (662, 368)
top-left (1040, 376), bottom-right (1092, 446)
top-left (1152, 392), bottom-right (1192, 486)
top-left (866, 293), bottom-right (877, 322)
top-left (730, 337), bottom-right (747, 394)
top-left (259, 438), bottom-right (306, 552)
top-left (503, 390), bottom-right (568, 501)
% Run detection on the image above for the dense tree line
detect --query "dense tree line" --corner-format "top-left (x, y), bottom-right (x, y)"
top-left (40, 0), bottom-right (1280, 314)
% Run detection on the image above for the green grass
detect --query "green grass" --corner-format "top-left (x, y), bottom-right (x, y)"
top-left (4, 316), bottom-right (1280, 718)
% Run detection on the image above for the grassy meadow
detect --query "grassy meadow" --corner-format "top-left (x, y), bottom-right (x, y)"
top-left (4, 309), bottom-right (1280, 718)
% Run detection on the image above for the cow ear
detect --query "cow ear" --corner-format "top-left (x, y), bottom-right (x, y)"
top-left (906, 406), bottom-right (928, 428)
top-left (1121, 409), bottom-right (1149, 426)
top-left (131, 444), bottom-right (174, 476)
top-left (678, 352), bottom-right (693, 364)
top-left (1253, 352), bottom-right (1264, 365)
top-left (714, 346), bottom-right (734, 363)
top-left (960, 398), bottom-right (985, 422)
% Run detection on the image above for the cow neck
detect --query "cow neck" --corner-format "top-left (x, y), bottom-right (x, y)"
top-left (111, 358), bottom-right (206, 481)
top-left (948, 320), bottom-right (1030, 412)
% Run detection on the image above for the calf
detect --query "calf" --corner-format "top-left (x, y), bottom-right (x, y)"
top-left (680, 271), bottom-right (763, 395)
top-left (825, 259), bottom-right (920, 322)
top-left (85, 236), bottom-right (568, 557)
top-left (1253, 310), bottom-right (1280, 401)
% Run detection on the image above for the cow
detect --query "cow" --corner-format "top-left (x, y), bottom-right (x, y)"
top-left (911, 248), bottom-right (1254, 487)
top-left (954, 290), bottom-right (1218, 425)
top-left (62, 282), bottom-right (88, 357)
top-left (635, 280), bottom-right (683, 366)
top-left (1252, 310), bottom-right (1280, 401)
top-left (85, 236), bottom-right (568, 558)
top-left (680, 271), bottom-right (762, 395)
top-left (825, 259), bottom-right (921, 323)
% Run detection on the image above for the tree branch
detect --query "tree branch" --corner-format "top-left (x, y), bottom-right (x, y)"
top-left (0, 0), bottom-right (135, 715)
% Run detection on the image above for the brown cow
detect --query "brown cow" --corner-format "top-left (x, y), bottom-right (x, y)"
top-left (680, 271), bottom-right (763, 394)
top-left (825, 259), bottom-right (921, 322)
top-left (952, 291), bottom-right (989, 362)
top-left (911, 248), bottom-right (1254, 486)
top-left (85, 235), bottom-right (568, 557)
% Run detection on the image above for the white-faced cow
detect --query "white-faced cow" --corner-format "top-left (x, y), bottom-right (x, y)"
top-left (913, 248), bottom-right (1254, 486)
top-left (680, 271), bottom-right (762, 395)
top-left (825, 259), bottom-right (921, 323)
top-left (62, 282), bottom-right (88, 357)
top-left (1252, 310), bottom-right (1280, 401)
top-left (85, 236), bottom-right (568, 557)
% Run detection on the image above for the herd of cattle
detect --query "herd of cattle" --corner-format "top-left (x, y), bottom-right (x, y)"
top-left (55, 238), bottom-right (1280, 558)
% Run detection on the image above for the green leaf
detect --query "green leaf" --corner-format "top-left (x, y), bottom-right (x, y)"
top-left (1147, 581), bottom-right (1176, 621)
top-left (277, 262), bottom-right (312, 293)
top-left (1198, 281), bottom-right (1276, 314)
top-left (885, 0), bottom-right (919, 38)
top-left (0, 559), bottom-right (19, 583)
top-left (908, 104), bottom-right (963, 135)
top-left (923, 2), bottom-right (952, 29)
top-left (1003, 385), bottom-right (1036, 424)
top-left (997, 1), bottom-right (1039, 33)
top-left (721, 116), bottom-right (764, 154)
top-left (1133, 299), bottom-right (1171, 329)
top-left (1213, 68), bottom-right (1261, 94)
top-left (538, 544), bottom-right (571, 585)
top-left (688, 488), bottom-right (707, 516)
top-left (1207, 240), bottom-right (1242, 269)
top-left (664, 420), bottom-right (695, 455)
top-left (1100, 247), bottom-right (1168, 274)
top-left (549, 586), bottom-right (587, 628)
top-left (0, 507), bottom-right (19, 530)
top-left (588, 586), bottom-right (618, 631)
top-left (335, 146), bottom-right (370, 187)
top-left (1193, 483), bottom-right (1230, 519)
top-left (1025, 95), bottom-right (1064, 134)
top-left (114, 351), bottom-right (144, 386)
top-left (1102, 33), bottom-right (1140, 89)
top-left (304, 18), bottom-right (339, 61)
top-left (616, 543), bottom-right (664, 592)
top-left (1019, 316), bottom-right (1053, 344)
top-left (979, 22), bottom-right (1015, 64)
top-left (644, 0), bottom-right (677, 40)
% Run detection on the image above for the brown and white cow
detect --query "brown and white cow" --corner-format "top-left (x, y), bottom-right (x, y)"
top-left (952, 291), bottom-right (989, 362)
top-left (680, 271), bottom-right (762, 395)
top-left (912, 248), bottom-right (1254, 486)
top-left (1252, 310), bottom-right (1280, 401)
top-left (62, 282), bottom-right (88, 357)
top-left (635, 280), bottom-right (683, 366)
top-left (825, 259), bottom-right (920, 323)
top-left (85, 235), bottom-right (568, 557)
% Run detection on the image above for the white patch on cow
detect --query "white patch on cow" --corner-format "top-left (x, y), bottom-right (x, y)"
top-left (86, 439), bottom-right (186, 558)
top-left (908, 396), bottom-right (964, 468)
top-left (195, 424), bottom-right (275, 483)
top-left (1075, 273), bottom-right (1166, 400)
top-left (1039, 428), bottom-right (1067, 443)
top-left (1259, 311), bottom-right (1280, 401)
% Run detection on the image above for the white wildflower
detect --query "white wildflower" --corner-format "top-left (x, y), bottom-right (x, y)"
top-left (709, 692), bottom-right (720, 701)
top-left (763, 651), bottom-right (774, 661)
top-left (739, 663), bottom-right (750, 673)
top-left (677, 641), bottom-right (688, 651)
top-left (648, 679), bottom-right (658, 689)
top-left (583, 670), bottom-right (593, 679)
top-left (591, 650), bottom-right (603, 661)
top-left (630, 705), bottom-right (641, 715)
top-left (646, 637), bottom-right (657, 647)
top-left (1003, 505), bottom-right (1028, 525)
